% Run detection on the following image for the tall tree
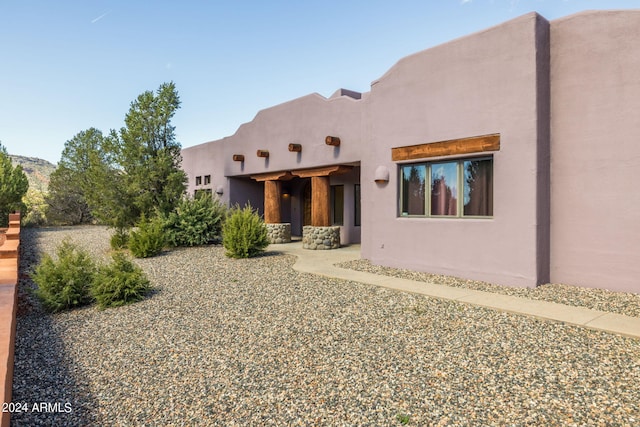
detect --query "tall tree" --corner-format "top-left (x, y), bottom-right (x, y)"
top-left (46, 165), bottom-right (93, 225)
top-left (47, 128), bottom-right (98, 224)
top-left (118, 81), bottom-right (187, 221)
top-left (46, 83), bottom-right (187, 229)
top-left (0, 142), bottom-right (29, 225)
top-left (46, 128), bottom-right (120, 225)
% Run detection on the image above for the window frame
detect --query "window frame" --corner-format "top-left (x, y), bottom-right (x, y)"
top-left (398, 156), bottom-right (493, 219)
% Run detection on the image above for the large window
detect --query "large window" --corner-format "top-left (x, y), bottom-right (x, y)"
top-left (400, 157), bottom-right (493, 218)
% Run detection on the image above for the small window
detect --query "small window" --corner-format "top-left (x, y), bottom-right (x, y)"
top-left (399, 157), bottom-right (493, 218)
top-left (204, 175), bottom-right (211, 185)
top-left (195, 176), bottom-right (202, 186)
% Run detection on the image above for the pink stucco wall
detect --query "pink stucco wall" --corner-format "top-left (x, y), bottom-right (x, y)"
top-left (183, 93), bottom-right (363, 181)
top-left (223, 92), bottom-right (363, 178)
top-left (362, 13), bottom-right (551, 288)
top-left (182, 91), bottom-right (363, 198)
top-left (549, 11), bottom-right (640, 293)
top-left (182, 90), bottom-right (365, 244)
top-left (182, 138), bottom-right (227, 202)
top-left (182, 10), bottom-right (639, 293)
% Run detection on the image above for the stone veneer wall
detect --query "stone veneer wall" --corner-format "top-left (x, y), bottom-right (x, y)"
top-left (266, 223), bottom-right (291, 244)
top-left (302, 226), bottom-right (341, 250)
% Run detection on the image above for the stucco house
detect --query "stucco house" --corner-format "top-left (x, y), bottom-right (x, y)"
top-left (181, 10), bottom-right (640, 293)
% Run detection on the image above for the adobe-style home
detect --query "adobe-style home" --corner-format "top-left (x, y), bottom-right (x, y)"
top-left (181, 10), bottom-right (640, 293)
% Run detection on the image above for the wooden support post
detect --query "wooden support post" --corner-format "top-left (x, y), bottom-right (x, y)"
top-left (257, 150), bottom-right (270, 158)
top-left (264, 180), bottom-right (282, 224)
top-left (311, 175), bottom-right (330, 227)
top-left (232, 154), bottom-right (245, 162)
top-left (288, 143), bottom-right (302, 152)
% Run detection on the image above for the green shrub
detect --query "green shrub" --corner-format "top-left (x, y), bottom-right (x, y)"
top-left (33, 240), bottom-right (96, 312)
top-left (91, 252), bottom-right (151, 309)
top-left (222, 204), bottom-right (269, 258)
top-left (165, 193), bottom-right (227, 247)
top-left (110, 227), bottom-right (130, 250)
top-left (129, 214), bottom-right (165, 258)
top-left (22, 188), bottom-right (48, 227)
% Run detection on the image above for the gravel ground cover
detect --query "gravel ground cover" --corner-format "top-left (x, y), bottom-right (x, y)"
top-left (338, 260), bottom-right (640, 318)
top-left (12, 226), bottom-right (640, 426)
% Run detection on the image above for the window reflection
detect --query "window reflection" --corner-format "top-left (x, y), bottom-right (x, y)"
top-left (463, 159), bottom-right (493, 216)
top-left (401, 165), bottom-right (426, 215)
top-left (431, 162), bottom-right (457, 216)
top-left (398, 157), bottom-right (493, 218)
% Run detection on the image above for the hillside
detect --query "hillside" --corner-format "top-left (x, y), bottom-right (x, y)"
top-left (9, 155), bottom-right (57, 192)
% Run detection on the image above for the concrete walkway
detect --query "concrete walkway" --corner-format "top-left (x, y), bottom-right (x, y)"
top-left (269, 242), bottom-right (640, 339)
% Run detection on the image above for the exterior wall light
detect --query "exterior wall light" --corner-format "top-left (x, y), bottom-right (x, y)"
top-left (374, 166), bottom-right (390, 184)
top-left (216, 186), bottom-right (224, 195)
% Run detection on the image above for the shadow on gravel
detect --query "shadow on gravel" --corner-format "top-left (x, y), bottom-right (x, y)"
top-left (11, 228), bottom-right (99, 426)
top-left (252, 250), bottom-right (288, 259)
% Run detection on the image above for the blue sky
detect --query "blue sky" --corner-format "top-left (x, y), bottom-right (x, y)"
top-left (1, 0), bottom-right (638, 164)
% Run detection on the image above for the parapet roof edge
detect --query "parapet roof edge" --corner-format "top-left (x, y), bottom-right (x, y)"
top-left (230, 89), bottom-right (365, 138)
top-left (550, 8), bottom-right (640, 24)
top-left (371, 11), bottom-right (543, 87)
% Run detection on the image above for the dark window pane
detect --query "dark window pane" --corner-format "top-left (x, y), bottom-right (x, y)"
top-left (401, 165), bottom-right (426, 215)
top-left (430, 162), bottom-right (458, 216)
top-left (331, 185), bottom-right (344, 225)
top-left (463, 158), bottom-right (493, 216)
top-left (354, 184), bottom-right (361, 226)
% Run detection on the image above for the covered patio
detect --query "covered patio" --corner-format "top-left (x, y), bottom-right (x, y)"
top-left (248, 164), bottom-right (360, 249)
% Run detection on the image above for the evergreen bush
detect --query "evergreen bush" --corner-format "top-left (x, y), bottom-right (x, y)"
top-left (128, 214), bottom-right (166, 258)
top-left (91, 252), bottom-right (151, 309)
top-left (33, 240), bottom-right (96, 312)
top-left (0, 143), bottom-right (29, 226)
top-left (165, 193), bottom-right (227, 247)
top-left (110, 227), bottom-right (130, 250)
top-left (22, 188), bottom-right (48, 227)
top-left (222, 204), bottom-right (269, 258)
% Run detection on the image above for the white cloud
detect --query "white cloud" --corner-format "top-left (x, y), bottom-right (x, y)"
top-left (91, 10), bottom-right (111, 24)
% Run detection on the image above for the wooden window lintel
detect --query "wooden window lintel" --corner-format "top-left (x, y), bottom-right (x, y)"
top-left (392, 134), bottom-right (500, 161)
